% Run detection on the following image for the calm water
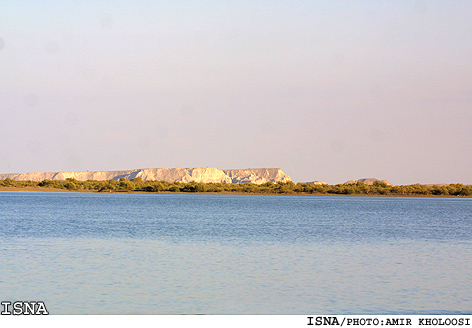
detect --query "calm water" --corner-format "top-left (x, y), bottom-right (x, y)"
top-left (0, 192), bottom-right (471, 314)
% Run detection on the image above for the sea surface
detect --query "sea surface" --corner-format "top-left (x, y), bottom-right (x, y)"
top-left (0, 192), bottom-right (471, 314)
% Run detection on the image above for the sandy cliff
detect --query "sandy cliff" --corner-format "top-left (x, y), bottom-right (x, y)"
top-left (223, 168), bottom-right (291, 184)
top-left (344, 178), bottom-right (393, 186)
top-left (0, 167), bottom-right (292, 184)
top-left (305, 181), bottom-right (328, 185)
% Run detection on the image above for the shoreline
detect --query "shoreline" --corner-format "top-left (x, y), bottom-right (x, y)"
top-left (1, 186), bottom-right (470, 198)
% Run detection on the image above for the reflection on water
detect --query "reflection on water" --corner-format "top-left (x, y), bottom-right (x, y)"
top-left (0, 193), bottom-right (471, 314)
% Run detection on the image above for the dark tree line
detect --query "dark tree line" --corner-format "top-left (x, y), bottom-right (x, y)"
top-left (1, 177), bottom-right (471, 196)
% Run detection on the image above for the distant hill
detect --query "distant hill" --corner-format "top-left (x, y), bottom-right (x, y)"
top-left (344, 178), bottom-right (393, 186)
top-left (305, 181), bottom-right (327, 185)
top-left (0, 167), bottom-right (292, 184)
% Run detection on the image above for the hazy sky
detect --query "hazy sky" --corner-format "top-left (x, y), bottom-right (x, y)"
top-left (1, 1), bottom-right (471, 184)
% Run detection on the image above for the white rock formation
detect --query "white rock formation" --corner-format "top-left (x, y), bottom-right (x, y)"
top-left (0, 167), bottom-right (292, 184)
top-left (223, 168), bottom-right (292, 184)
top-left (305, 181), bottom-right (327, 185)
top-left (344, 178), bottom-right (393, 186)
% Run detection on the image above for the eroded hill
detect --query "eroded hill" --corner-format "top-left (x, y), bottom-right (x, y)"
top-left (0, 167), bottom-right (292, 184)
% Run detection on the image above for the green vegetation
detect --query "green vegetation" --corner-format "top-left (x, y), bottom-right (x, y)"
top-left (0, 178), bottom-right (471, 197)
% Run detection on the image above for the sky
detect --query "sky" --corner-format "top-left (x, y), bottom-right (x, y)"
top-left (1, 1), bottom-right (471, 185)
